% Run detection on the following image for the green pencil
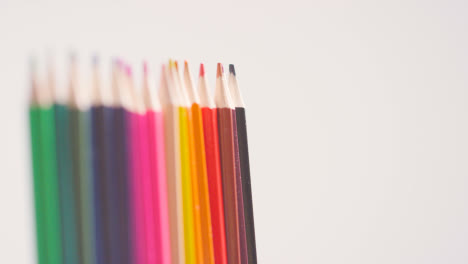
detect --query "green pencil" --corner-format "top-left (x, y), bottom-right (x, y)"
top-left (55, 103), bottom-right (80, 264)
top-left (39, 103), bottom-right (64, 264)
top-left (29, 103), bottom-right (48, 264)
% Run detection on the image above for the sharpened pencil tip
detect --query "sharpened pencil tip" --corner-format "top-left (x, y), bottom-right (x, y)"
top-left (143, 61), bottom-right (148, 75)
top-left (199, 63), bottom-right (205, 77)
top-left (174, 61), bottom-right (179, 70)
top-left (229, 64), bottom-right (236, 76)
top-left (217, 63), bottom-right (223, 77)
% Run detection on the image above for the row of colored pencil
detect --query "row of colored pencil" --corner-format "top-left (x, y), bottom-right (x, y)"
top-left (28, 57), bottom-right (257, 264)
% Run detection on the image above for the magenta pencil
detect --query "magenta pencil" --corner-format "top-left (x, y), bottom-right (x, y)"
top-left (123, 65), bottom-right (147, 264)
top-left (139, 64), bottom-right (158, 264)
top-left (139, 112), bottom-right (157, 263)
top-left (144, 64), bottom-right (172, 264)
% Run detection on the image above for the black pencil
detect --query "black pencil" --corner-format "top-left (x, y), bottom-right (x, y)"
top-left (229, 64), bottom-right (257, 264)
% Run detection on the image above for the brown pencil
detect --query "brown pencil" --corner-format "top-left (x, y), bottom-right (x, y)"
top-left (214, 63), bottom-right (241, 264)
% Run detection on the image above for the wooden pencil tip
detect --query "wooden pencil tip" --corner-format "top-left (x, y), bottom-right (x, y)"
top-left (174, 60), bottom-right (179, 70)
top-left (229, 64), bottom-right (236, 76)
top-left (125, 64), bottom-right (132, 76)
top-left (217, 63), bottom-right (223, 77)
top-left (69, 52), bottom-right (77, 62)
top-left (199, 63), bottom-right (205, 77)
top-left (92, 55), bottom-right (99, 66)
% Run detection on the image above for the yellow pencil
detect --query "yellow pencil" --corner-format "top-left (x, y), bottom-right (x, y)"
top-left (170, 61), bottom-right (197, 264)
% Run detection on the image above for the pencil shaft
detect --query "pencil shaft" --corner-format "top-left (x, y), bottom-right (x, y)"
top-left (90, 106), bottom-right (109, 264)
top-left (139, 112), bottom-right (158, 263)
top-left (201, 107), bottom-right (228, 264)
top-left (217, 108), bottom-right (241, 264)
top-left (187, 108), bottom-right (204, 264)
top-left (162, 105), bottom-right (185, 264)
top-left (29, 107), bottom-right (48, 264)
top-left (103, 107), bottom-right (125, 264)
top-left (55, 104), bottom-right (80, 264)
top-left (114, 107), bottom-right (131, 264)
top-left (147, 110), bottom-right (172, 264)
top-left (191, 103), bottom-right (215, 264)
top-left (235, 108), bottom-right (257, 264)
top-left (71, 108), bottom-right (95, 264)
top-left (127, 111), bottom-right (147, 264)
top-left (39, 106), bottom-right (63, 264)
top-left (179, 106), bottom-right (197, 264)
top-left (232, 111), bottom-right (248, 264)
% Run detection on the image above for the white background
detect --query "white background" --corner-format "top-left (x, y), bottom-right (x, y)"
top-left (1, 1), bottom-right (468, 263)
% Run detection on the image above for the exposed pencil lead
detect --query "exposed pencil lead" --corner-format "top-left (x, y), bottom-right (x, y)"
top-left (229, 64), bottom-right (236, 76)
top-left (228, 64), bottom-right (245, 108)
top-left (217, 63), bottom-right (223, 78)
top-left (174, 60), bottom-right (179, 70)
top-left (199, 63), bottom-right (205, 77)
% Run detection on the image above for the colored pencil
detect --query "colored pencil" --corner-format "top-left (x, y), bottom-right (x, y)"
top-left (68, 56), bottom-right (95, 264)
top-left (50, 59), bottom-right (80, 264)
top-left (171, 62), bottom-right (197, 264)
top-left (137, 63), bottom-right (158, 264)
top-left (90, 59), bottom-right (110, 264)
top-left (103, 61), bottom-right (127, 264)
top-left (214, 63), bottom-right (241, 264)
top-left (198, 63), bottom-right (228, 264)
top-left (99, 60), bottom-right (132, 264)
top-left (144, 63), bottom-right (172, 264)
top-left (159, 64), bottom-right (185, 264)
top-left (122, 65), bottom-right (147, 264)
top-left (36, 58), bottom-right (64, 264)
top-left (229, 64), bottom-right (257, 264)
top-left (183, 61), bottom-right (215, 264)
top-left (112, 62), bottom-right (132, 264)
top-left (29, 58), bottom-right (48, 264)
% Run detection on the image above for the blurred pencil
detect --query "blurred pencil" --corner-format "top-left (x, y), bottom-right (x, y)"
top-left (50, 56), bottom-right (80, 264)
top-left (145, 64), bottom-right (172, 264)
top-left (29, 58), bottom-right (48, 264)
top-left (37, 56), bottom-right (64, 264)
top-left (171, 61), bottom-right (197, 264)
top-left (198, 63), bottom-right (228, 264)
top-left (159, 64), bottom-right (185, 264)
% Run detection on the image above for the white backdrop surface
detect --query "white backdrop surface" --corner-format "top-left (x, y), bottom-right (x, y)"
top-left (1, 1), bottom-right (468, 263)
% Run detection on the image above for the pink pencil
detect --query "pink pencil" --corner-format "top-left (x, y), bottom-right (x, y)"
top-left (144, 64), bottom-right (172, 264)
top-left (124, 65), bottom-right (147, 264)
